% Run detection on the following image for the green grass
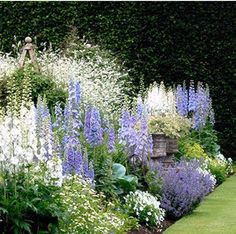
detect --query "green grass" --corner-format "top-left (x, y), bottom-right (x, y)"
top-left (164, 173), bottom-right (236, 234)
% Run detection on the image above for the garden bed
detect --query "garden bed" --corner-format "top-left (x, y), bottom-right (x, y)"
top-left (129, 219), bottom-right (175, 234)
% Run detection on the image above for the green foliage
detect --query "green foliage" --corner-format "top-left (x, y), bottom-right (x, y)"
top-left (177, 137), bottom-right (209, 160)
top-left (145, 170), bottom-right (162, 197)
top-left (1, 65), bottom-right (67, 115)
top-left (189, 122), bottom-right (220, 158)
top-left (207, 159), bottom-right (227, 185)
top-left (148, 113), bottom-right (191, 138)
top-left (112, 163), bottom-right (138, 195)
top-left (0, 169), bottom-right (61, 234)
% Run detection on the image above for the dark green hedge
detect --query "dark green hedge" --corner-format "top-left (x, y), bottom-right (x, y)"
top-left (0, 2), bottom-right (235, 159)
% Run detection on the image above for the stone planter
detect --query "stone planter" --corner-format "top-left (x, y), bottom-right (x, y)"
top-left (151, 133), bottom-right (166, 158)
top-left (166, 137), bottom-right (178, 155)
top-left (151, 134), bottom-right (177, 167)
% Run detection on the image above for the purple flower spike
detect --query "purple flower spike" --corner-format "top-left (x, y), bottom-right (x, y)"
top-left (84, 107), bottom-right (92, 140)
top-left (88, 107), bottom-right (103, 146)
top-left (108, 128), bottom-right (116, 153)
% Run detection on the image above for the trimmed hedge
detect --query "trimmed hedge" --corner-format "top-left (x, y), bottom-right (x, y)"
top-left (0, 2), bottom-right (235, 158)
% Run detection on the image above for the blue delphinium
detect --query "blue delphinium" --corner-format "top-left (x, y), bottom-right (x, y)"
top-left (84, 107), bottom-right (92, 140)
top-left (103, 118), bottom-right (110, 133)
top-left (192, 82), bottom-right (211, 129)
top-left (176, 84), bottom-right (188, 117)
top-left (176, 81), bottom-right (215, 130)
top-left (82, 151), bottom-right (95, 181)
top-left (136, 96), bottom-right (143, 119)
top-left (119, 110), bottom-right (138, 157)
top-left (59, 81), bottom-right (94, 180)
top-left (87, 107), bottom-right (103, 146)
top-left (119, 104), bottom-right (153, 165)
top-left (108, 128), bottom-right (116, 153)
top-left (53, 102), bottom-right (64, 130)
top-left (134, 116), bottom-right (153, 163)
top-left (188, 81), bottom-right (196, 112)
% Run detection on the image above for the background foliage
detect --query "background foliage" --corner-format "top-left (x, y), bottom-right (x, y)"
top-left (0, 2), bottom-right (235, 158)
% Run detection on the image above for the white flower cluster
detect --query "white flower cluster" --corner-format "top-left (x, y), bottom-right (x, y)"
top-left (0, 103), bottom-right (63, 185)
top-left (37, 47), bottom-right (130, 116)
top-left (0, 105), bottom-right (37, 169)
top-left (144, 82), bottom-right (176, 115)
top-left (125, 190), bottom-right (165, 228)
top-left (0, 53), bottom-right (17, 79)
top-left (58, 175), bottom-right (126, 234)
top-left (0, 40), bottom-right (131, 116)
top-left (215, 153), bottom-right (234, 174)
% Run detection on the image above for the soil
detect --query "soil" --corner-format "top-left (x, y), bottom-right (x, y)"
top-left (128, 219), bottom-right (175, 234)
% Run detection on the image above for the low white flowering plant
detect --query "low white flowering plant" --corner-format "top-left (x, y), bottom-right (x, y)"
top-left (124, 190), bottom-right (165, 228)
top-left (57, 175), bottom-right (138, 234)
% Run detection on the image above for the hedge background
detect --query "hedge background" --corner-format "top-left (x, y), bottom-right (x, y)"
top-left (0, 2), bottom-right (235, 159)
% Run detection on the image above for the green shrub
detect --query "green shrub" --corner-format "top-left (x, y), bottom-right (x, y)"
top-left (0, 65), bottom-right (67, 114)
top-left (0, 168), bottom-right (61, 233)
top-left (207, 159), bottom-right (227, 185)
top-left (177, 138), bottom-right (209, 160)
top-left (189, 122), bottom-right (220, 158)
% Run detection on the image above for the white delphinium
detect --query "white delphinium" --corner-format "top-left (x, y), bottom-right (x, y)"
top-left (125, 190), bottom-right (165, 228)
top-left (144, 82), bottom-right (176, 115)
top-left (45, 156), bottom-right (63, 186)
top-left (0, 103), bottom-right (38, 171)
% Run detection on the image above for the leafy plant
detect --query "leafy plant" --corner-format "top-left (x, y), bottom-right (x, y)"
top-left (112, 163), bottom-right (138, 195)
top-left (207, 159), bottom-right (227, 185)
top-left (1, 65), bottom-right (67, 115)
top-left (177, 137), bottom-right (209, 160)
top-left (189, 122), bottom-right (220, 157)
top-left (144, 169), bottom-right (162, 197)
top-left (148, 113), bottom-right (191, 138)
top-left (0, 169), bottom-right (61, 234)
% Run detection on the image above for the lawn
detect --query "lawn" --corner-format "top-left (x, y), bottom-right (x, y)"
top-left (164, 173), bottom-right (236, 234)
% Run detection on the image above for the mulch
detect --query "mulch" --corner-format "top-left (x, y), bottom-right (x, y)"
top-left (128, 219), bottom-right (175, 234)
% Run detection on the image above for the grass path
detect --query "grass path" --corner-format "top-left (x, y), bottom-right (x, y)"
top-left (164, 173), bottom-right (236, 234)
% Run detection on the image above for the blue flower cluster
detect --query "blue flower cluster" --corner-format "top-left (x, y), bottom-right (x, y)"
top-left (176, 81), bottom-right (215, 129)
top-left (62, 81), bottom-right (94, 180)
top-left (119, 99), bottom-right (153, 165)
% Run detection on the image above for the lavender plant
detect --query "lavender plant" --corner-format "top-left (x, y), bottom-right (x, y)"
top-left (154, 159), bottom-right (216, 218)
